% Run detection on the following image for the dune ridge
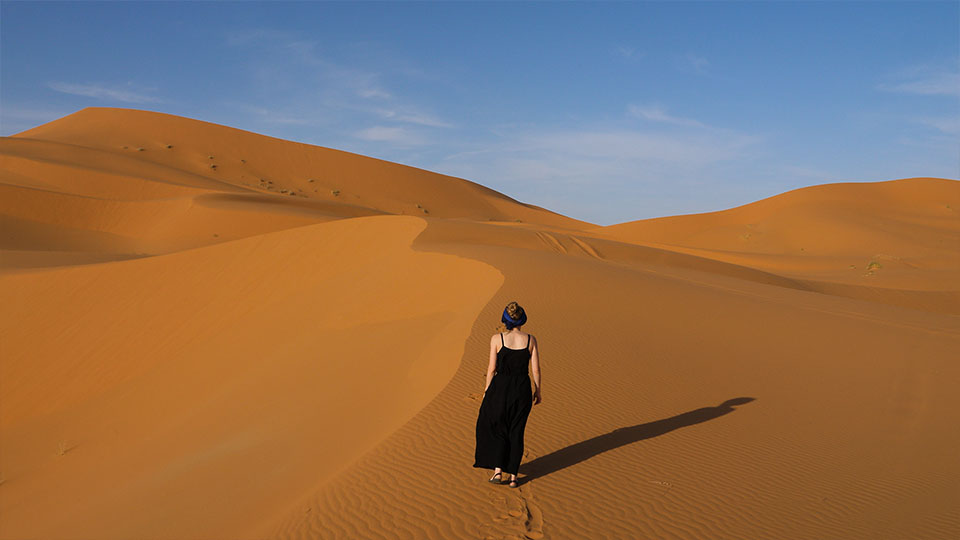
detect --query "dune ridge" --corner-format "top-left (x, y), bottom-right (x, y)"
top-left (1, 108), bottom-right (957, 540)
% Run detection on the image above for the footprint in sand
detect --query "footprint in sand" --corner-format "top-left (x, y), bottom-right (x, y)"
top-left (517, 485), bottom-right (545, 539)
top-left (484, 478), bottom-right (545, 540)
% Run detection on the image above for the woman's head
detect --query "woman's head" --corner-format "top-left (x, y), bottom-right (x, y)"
top-left (501, 301), bottom-right (526, 330)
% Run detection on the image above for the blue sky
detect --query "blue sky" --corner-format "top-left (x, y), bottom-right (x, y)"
top-left (2, 1), bottom-right (957, 225)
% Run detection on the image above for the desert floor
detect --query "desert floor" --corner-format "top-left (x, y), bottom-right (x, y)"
top-left (2, 108), bottom-right (958, 540)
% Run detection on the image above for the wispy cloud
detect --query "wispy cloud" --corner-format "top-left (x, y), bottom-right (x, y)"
top-left (627, 104), bottom-right (704, 127)
top-left (434, 120), bottom-right (761, 224)
top-left (684, 53), bottom-right (709, 74)
top-left (225, 29), bottom-right (392, 101)
top-left (878, 64), bottom-right (960, 97)
top-left (47, 82), bottom-right (163, 103)
top-left (236, 104), bottom-right (311, 125)
top-left (915, 115), bottom-right (960, 135)
top-left (373, 108), bottom-right (453, 128)
top-left (355, 125), bottom-right (427, 146)
top-left (223, 27), bottom-right (451, 133)
top-left (358, 88), bottom-right (392, 99)
top-left (615, 46), bottom-right (643, 60)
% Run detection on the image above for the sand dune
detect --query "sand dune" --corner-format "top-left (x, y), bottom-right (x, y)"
top-left (1, 108), bottom-right (957, 540)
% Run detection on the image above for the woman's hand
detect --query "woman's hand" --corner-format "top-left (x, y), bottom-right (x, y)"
top-left (533, 389), bottom-right (542, 405)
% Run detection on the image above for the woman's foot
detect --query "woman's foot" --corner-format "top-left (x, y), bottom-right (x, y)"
top-left (508, 475), bottom-right (518, 488)
top-left (488, 470), bottom-right (503, 483)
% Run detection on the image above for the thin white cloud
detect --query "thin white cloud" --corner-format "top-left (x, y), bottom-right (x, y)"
top-left (434, 124), bottom-right (761, 225)
top-left (627, 104), bottom-right (705, 127)
top-left (237, 104), bottom-right (311, 125)
top-left (615, 46), bottom-right (643, 60)
top-left (375, 108), bottom-right (453, 128)
top-left (685, 53), bottom-right (709, 73)
top-left (358, 88), bottom-right (392, 99)
top-left (878, 64), bottom-right (960, 97)
top-left (915, 115), bottom-right (960, 135)
top-left (47, 82), bottom-right (163, 103)
top-left (224, 27), bottom-right (450, 131)
top-left (224, 28), bottom-right (298, 47)
top-left (437, 124), bottom-right (759, 193)
top-left (355, 125), bottom-right (427, 146)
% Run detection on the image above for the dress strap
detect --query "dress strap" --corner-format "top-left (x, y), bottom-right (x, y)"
top-left (527, 334), bottom-right (531, 350)
top-left (500, 333), bottom-right (504, 346)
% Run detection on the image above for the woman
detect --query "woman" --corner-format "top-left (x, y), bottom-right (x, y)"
top-left (473, 301), bottom-right (542, 488)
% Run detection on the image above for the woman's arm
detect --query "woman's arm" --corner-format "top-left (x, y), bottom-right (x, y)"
top-left (531, 335), bottom-right (541, 404)
top-left (483, 335), bottom-right (498, 392)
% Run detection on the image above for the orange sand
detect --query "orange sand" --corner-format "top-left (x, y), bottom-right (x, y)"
top-left (1, 108), bottom-right (957, 540)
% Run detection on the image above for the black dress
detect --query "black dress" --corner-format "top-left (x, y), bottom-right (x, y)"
top-left (474, 332), bottom-right (533, 475)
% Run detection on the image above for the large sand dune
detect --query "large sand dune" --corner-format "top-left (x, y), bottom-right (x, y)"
top-left (1, 108), bottom-right (957, 540)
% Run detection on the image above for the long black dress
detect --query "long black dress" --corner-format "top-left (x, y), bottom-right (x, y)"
top-left (474, 332), bottom-right (533, 476)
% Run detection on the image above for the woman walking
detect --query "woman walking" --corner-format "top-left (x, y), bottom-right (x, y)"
top-left (474, 301), bottom-right (542, 488)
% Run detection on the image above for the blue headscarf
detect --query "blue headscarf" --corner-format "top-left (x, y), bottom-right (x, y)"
top-left (501, 307), bottom-right (527, 329)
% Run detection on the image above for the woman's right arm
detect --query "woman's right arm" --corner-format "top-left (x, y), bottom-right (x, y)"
top-left (483, 335), bottom-right (497, 392)
top-left (531, 336), bottom-right (542, 404)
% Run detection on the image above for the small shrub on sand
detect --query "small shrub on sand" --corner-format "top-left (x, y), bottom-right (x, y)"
top-left (866, 261), bottom-right (882, 271)
top-left (209, 164), bottom-right (217, 170)
top-left (165, 144), bottom-right (173, 149)
top-left (208, 155), bottom-right (215, 160)
top-left (137, 147), bottom-right (145, 152)
top-left (280, 189), bottom-right (289, 194)
top-left (56, 440), bottom-right (69, 456)
top-left (308, 178), bottom-right (316, 183)
top-left (331, 189), bottom-right (340, 196)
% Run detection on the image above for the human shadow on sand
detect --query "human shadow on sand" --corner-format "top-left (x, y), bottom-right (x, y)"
top-left (519, 397), bottom-right (755, 484)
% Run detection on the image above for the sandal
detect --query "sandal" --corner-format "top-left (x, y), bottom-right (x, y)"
top-left (488, 472), bottom-right (503, 483)
top-left (508, 477), bottom-right (518, 488)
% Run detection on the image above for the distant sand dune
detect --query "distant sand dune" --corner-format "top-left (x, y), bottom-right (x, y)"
top-left (1, 108), bottom-right (957, 540)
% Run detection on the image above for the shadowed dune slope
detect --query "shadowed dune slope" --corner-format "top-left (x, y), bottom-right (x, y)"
top-left (1, 109), bottom-right (958, 540)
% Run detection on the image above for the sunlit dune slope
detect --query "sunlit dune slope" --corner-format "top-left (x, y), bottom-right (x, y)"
top-left (10, 107), bottom-right (591, 224)
top-left (1, 108), bottom-right (590, 267)
top-left (591, 178), bottom-right (960, 288)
